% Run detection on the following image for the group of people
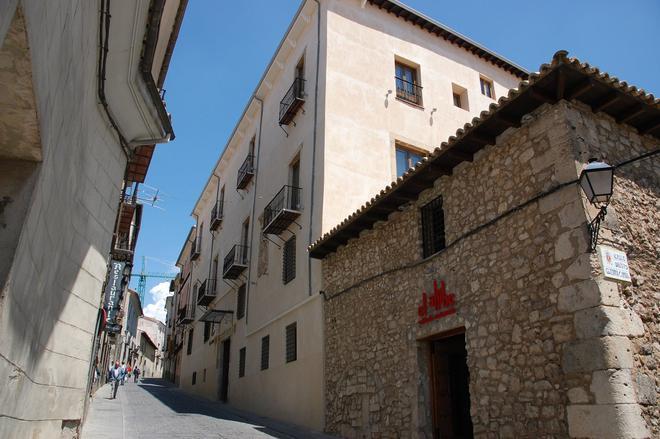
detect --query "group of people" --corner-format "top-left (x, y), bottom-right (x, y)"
top-left (108, 361), bottom-right (141, 399)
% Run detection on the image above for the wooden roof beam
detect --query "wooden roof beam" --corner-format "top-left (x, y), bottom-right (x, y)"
top-left (639, 119), bottom-right (660, 135)
top-left (592, 92), bottom-right (621, 113)
top-left (566, 78), bottom-right (594, 99)
top-left (616, 104), bottom-right (646, 124)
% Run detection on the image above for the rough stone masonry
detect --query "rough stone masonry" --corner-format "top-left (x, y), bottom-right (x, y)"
top-left (320, 99), bottom-right (657, 438)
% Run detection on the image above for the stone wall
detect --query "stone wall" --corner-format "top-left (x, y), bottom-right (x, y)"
top-left (322, 100), bottom-right (656, 438)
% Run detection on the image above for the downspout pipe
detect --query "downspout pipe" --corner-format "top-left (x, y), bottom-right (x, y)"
top-left (308, 0), bottom-right (321, 297)
top-left (245, 96), bottom-right (265, 326)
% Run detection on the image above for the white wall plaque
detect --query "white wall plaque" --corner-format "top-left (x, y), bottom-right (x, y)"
top-left (597, 245), bottom-right (632, 283)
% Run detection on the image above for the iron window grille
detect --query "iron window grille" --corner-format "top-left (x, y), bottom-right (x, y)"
top-left (421, 195), bottom-right (446, 258)
top-left (236, 284), bottom-right (246, 320)
top-left (285, 322), bottom-right (297, 363)
top-left (395, 76), bottom-right (423, 106)
top-left (282, 235), bottom-right (296, 284)
top-left (239, 347), bottom-right (246, 378)
top-left (261, 335), bottom-right (270, 370)
top-left (262, 185), bottom-right (302, 235)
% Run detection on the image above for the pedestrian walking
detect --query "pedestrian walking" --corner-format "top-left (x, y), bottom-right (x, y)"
top-left (134, 366), bottom-right (140, 383)
top-left (127, 365), bottom-right (132, 381)
top-left (120, 361), bottom-right (127, 385)
top-left (108, 361), bottom-right (123, 399)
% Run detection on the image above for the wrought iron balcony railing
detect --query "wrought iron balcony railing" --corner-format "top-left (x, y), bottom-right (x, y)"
top-left (279, 78), bottom-right (305, 126)
top-left (179, 305), bottom-right (195, 323)
top-left (395, 76), bottom-right (423, 106)
top-left (223, 244), bottom-right (249, 279)
top-left (262, 185), bottom-right (302, 235)
top-left (197, 278), bottom-right (217, 306)
top-left (190, 238), bottom-right (201, 261)
top-left (210, 200), bottom-right (224, 231)
top-left (237, 154), bottom-right (255, 190)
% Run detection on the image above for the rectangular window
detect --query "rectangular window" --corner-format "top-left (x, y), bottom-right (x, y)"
top-left (192, 371), bottom-right (196, 385)
top-left (285, 322), bottom-right (297, 363)
top-left (282, 235), bottom-right (296, 284)
top-left (289, 157), bottom-right (301, 210)
top-left (296, 56), bottom-right (305, 80)
top-left (261, 335), bottom-right (270, 370)
top-left (396, 144), bottom-right (425, 178)
top-left (204, 321), bottom-right (211, 343)
top-left (452, 83), bottom-right (469, 110)
top-left (237, 284), bottom-right (246, 320)
top-left (187, 329), bottom-right (194, 355)
top-left (453, 93), bottom-right (462, 108)
top-left (239, 347), bottom-right (246, 378)
top-left (421, 196), bottom-right (446, 258)
top-left (480, 77), bottom-right (494, 99)
top-left (395, 61), bottom-right (422, 105)
top-left (240, 218), bottom-right (250, 258)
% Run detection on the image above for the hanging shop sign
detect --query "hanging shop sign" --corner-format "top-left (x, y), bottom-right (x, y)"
top-left (597, 245), bottom-right (632, 283)
top-left (103, 260), bottom-right (126, 330)
top-left (418, 279), bottom-right (456, 324)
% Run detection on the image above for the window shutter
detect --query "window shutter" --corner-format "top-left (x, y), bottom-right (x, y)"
top-left (282, 235), bottom-right (296, 284)
top-left (237, 284), bottom-right (246, 319)
top-left (239, 347), bottom-right (246, 378)
top-left (187, 329), bottom-right (194, 355)
top-left (261, 335), bottom-right (270, 370)
top-left (421, 196), bottom-right (446, 258)
top-left (285, 322), bottom-right (297, 363)
top-left (204, 321), bottom-right (211, 343)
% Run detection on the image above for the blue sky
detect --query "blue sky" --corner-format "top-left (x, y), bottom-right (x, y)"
top-left (134, 0), bottom-right (660, 320)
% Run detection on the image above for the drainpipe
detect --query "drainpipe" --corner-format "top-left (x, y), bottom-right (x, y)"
top-left (245, 96), bottom-right (265, 326)
top-left (308, 0), bottom-right (321, 297)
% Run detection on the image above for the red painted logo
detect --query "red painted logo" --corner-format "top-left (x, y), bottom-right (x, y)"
top-left (418, 280), bottom-right (456, 324)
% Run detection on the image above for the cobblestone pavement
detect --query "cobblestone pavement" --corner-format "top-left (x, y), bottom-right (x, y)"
top-left (82, 379), bottom-right (335, 439)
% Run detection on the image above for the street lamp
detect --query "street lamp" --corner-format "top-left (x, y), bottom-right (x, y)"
top-left (579, 159), bottom-right (614, 252)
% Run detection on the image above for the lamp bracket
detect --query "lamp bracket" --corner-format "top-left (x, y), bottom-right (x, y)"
top-left (588, 205), bottom-right (608, 252)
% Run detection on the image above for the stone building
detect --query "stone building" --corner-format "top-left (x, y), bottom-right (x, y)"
top-left (0, 1), bottom-right (186, 437)
top-left (310, 51), bottom-right (658, 438)
top-left (173, 0), bottom-right (527, 429)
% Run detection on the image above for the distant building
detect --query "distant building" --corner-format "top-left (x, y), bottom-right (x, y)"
top-left (138, 315), bottom-right (167, 378)
top-left (170, 0), bottom-right (526, 430)
top-left (0, 1), bottom-right (186, 437)
top-left (310, 52), bottom-right (658, 438)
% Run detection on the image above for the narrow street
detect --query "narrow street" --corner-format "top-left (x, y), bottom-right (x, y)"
top-left (82, 379), bottom-right (334, 439)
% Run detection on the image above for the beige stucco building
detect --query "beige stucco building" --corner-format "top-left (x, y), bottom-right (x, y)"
top-left (171, 0), bottom-right (528, 430)
top-left (310, 52), bottom-right (658, 438)
top-left (0, 1), bottom-right (186, 437)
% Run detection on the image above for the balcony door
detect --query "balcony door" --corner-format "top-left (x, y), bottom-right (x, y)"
top-left (289, 158), bottom-right (300, 209)
top-left (240, 218), bottom-right (249, 264)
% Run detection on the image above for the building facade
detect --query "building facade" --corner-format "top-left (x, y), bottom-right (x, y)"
top-left (310, 52), bottom-right (658, 438)
top-left (138, 315), bottom-right (166, 377)
top-left (171, 0), bottom-right (527, 430)
top-left (0, 1), bottom-right (186, 437)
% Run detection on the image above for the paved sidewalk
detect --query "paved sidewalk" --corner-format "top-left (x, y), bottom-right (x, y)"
top-left (82, 379), bottom-right (335, 439)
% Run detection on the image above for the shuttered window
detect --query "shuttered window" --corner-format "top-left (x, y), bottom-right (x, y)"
top-left (282, 235), bottom-right (296, 284)
top-left (237, 284), bottom-right (246, 320)
top-left (187, 329), bottom-right (194, 355)
top-left (239, 347), bottom-right (246, 378)
top-left (285, 322), bottom-right (297, 363)
top-left (204, 321), bottom-right (211, 343)
top-left (261, 335), bottom-right (270, 370)
top-left (421, 196), bottom-right (446, 258)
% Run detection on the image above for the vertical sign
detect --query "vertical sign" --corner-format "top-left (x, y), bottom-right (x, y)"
top-left (104, 260), bottom-right (125, 332)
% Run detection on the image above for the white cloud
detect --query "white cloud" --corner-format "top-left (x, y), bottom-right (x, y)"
top-left (142, 281), bottom-right (172, 323)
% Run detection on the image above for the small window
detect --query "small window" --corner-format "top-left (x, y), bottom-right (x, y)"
top-left (451, 83), bottom-right (469, 111)
top-left (395, 61), bottom-right (422, 106)
top-left (480, 77), bottom-right (494, 99)
top-left (204, 321), bottom-right (211, 343)
top-left (283, 235), bottom-right (296, 284)
top-left (396, 143), bottom-right (425, 178)
top-left (203, 368), bottom-right (206, 382)
top-left (192, 371), bottom-right (196, 385)
top-left (239, 347), bottom-right (246, 378)
top-left (285, 322), bottom-right (297, 363)
top-left (187, 329), bottom-right (194, 355)
top-left (261, 335), bottom-right (270, 370)
top-left (421, 196), bottom-right (446, 258)
top-left (237, 284), bottom-right (246, 320)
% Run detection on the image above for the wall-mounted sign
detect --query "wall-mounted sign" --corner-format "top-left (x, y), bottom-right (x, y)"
top-left (103, 260), bottom-right (125, 329)
top-left (597, 245), bottom-right (632, 283)
top-left (418, 280), bottom-right (456, 325)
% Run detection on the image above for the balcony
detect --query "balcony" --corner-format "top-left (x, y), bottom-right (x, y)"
top-left (237, 154), bottom-right (255, 190)
top-left (179, 305), bottom-right (194, 323)
top-left (190, 239), bottom-right (200, 261)
top-left (279, 77), bottom-right (305, 126)
top-left (223, 244), bottom-right (249, 279)
top-left (197, 278), bottom-right (217, 306)
top-left (263, 185), bottom-right (302, 235)
top-left (395, 76), bottom-right (423, 106)
top-left (210, 200), bottom-right (223, 231)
